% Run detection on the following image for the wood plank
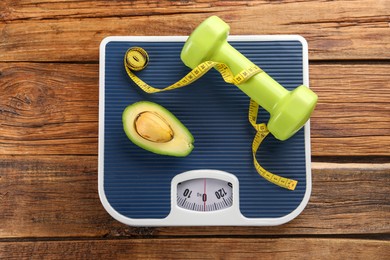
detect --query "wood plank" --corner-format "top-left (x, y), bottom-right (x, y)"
top-left (1, 0), bottom-right (389, 61)
top-left (1, 0), bottom-right (388, 22)
top-left (309, 63), bottom-right (390, 156)
top-left (1, 156), bottom-right (389, 238)
top-left (0, 238), bottom-right (389, 259)
top-left (0, 62), bottom-right (389, 156)
top-left (0, 63), bottom-right (98, 155)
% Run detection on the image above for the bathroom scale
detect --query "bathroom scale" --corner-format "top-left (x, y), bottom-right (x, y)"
top-left (98, 35), bottom-right (312, 226)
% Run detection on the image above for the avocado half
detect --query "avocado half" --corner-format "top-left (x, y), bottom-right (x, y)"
top-left (122, 101), bottom-right (194, 157)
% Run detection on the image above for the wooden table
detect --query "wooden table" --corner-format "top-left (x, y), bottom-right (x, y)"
top-left (1, 1), bottom-right (389, 259)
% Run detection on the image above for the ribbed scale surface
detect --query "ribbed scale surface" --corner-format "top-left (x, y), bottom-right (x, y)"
top-left (103, 40), bottom-right (308, 219)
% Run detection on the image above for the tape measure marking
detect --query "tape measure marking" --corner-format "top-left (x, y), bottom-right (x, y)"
top-left (124, 47), bottom-right (297, 190)
top-left (248, 99), bottom-right (298, 190)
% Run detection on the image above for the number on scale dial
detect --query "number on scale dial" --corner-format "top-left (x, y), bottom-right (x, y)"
top-left (177, 178), bottom-right (233, 212)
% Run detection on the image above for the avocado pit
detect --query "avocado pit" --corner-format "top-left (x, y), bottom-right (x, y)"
top-left (135, 111), bottom-right (174, 143)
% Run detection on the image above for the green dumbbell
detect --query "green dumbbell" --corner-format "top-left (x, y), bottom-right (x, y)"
top-left (181, 16), bottom-right (318, 141)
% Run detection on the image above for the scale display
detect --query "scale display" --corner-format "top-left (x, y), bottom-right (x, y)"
top-left (98, 36), bottom-right (312, 226)
top-left (177, 178), bottom-right (233, 212)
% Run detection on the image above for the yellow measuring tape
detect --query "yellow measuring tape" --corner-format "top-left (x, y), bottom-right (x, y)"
top-left (124, 47), bottom-right (297, 190)
top-left (248, 99), bottom-right (298, 190)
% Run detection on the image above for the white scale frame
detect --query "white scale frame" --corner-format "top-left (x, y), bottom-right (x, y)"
top-left (98, 35), bottom-right (312, 226)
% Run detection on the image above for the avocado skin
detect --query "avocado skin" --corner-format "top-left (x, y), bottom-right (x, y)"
top-left (122, 101), bottom-right (194, 157)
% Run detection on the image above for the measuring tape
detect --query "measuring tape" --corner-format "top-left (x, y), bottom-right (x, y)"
top-left (248, 99), bottom-right (298, 190)
top-left (124, 47), bottom-right (298, 190)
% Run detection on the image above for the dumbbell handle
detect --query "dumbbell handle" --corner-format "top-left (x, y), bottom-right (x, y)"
top-left (213, 43), bottom-right (289, 113)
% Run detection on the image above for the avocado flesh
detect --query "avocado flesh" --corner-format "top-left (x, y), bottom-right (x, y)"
top-left (122, 101), bottom-right (194, 157)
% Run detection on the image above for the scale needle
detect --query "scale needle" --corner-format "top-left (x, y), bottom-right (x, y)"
top-left (204, 178), bottom-right (207, 211)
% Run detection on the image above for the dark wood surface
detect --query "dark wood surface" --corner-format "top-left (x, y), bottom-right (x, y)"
top-left (1, 1), bottom-right (389, 259)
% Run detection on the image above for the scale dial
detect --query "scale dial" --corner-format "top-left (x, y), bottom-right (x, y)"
top-left (177, 178), bottom-right (233, 212)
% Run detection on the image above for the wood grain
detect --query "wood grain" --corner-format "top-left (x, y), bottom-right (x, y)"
top-left (1, 238), bottom-right (389, 259)
top-left (0, 62), bottom-right (389, 156)
top-left (1, 156), bottom-right (388, 238)
top-left (0, 63), bottom-right (98, 155)
top-left (1, 1), bottom-right (389, 258)
top-left (309, 63), bottom-right (390, 156)
top-left (0, 0), bottom-right (389, 61)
